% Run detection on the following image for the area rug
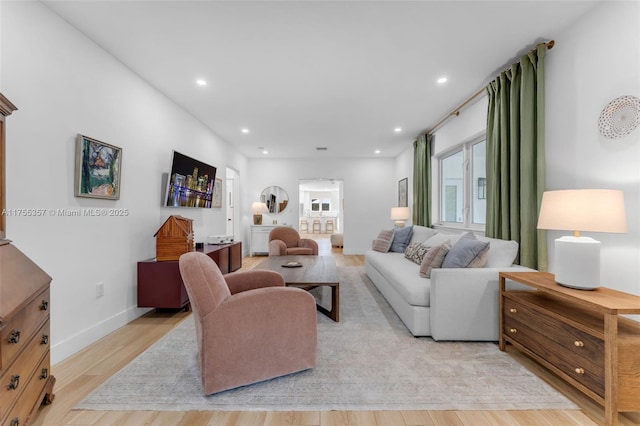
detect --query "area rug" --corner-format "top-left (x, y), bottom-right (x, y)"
top-left (76, 266), bottom-right (577, 411)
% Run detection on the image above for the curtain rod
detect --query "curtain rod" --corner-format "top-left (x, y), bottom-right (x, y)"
top-left (424, 40), bottom-right (554, 135)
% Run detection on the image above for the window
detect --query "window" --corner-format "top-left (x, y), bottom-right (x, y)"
top-left (438, 136), bottom-right (486, 228)
top-left (311, 198), bottom-right (331, 212)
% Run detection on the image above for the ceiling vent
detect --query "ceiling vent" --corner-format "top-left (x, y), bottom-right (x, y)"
top-left (316, 147), bottom-right (328, 151)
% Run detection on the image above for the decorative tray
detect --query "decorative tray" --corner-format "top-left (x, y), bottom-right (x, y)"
top-left (282, 261), bottom-right (303, 268)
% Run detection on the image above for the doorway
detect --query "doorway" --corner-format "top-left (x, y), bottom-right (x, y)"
top-left (299, 178), bottom-right (343, 254)
top-left (226, 167), bottom-right (239, 238)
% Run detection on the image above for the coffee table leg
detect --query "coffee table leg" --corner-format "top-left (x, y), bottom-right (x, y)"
top-left (316, 284), bottom-right (339, 322)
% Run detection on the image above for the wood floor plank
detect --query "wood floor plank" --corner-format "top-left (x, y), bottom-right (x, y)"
top-left (27, 240), bottom-right (640, 426)
top-left (401, 410), bottom-right (436, 426)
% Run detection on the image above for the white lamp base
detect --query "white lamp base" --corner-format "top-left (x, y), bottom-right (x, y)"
top-left (394, 221), bottom-right (406, 228)
top-left (554, 236), bottom-right (601, 290)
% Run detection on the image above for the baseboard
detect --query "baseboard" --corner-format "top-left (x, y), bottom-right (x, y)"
top-left (51, 306), bottom-right (152, 365)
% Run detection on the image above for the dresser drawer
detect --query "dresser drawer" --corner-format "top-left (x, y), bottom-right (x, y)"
top-left (504, 314), bottom-right (604, 397)
top-left (0, 288), bottom-right (50, 371)
top-left (0, 320), bottom-right (50, 413)
top-left (503, 294), bottom-right (604, 363)
top-left (1, 351), bottom-right (51, 426)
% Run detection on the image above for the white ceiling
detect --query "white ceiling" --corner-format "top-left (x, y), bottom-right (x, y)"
top-left (43, 0), bottom-right (598, 159)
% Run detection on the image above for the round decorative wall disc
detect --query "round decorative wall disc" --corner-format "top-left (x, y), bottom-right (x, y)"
top-left (598, 95), bottom-right (640, 139)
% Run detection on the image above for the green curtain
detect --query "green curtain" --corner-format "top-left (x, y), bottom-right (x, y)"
top-left (412, 133), bottom-right (433, 227)
top-left (485, 43), bottom-right (547, 271)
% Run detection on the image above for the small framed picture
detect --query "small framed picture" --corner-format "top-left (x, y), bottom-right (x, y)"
top-left (398, 178), bottom-right (408, 207)
top-left (75, 134), bottom-right (122, 200)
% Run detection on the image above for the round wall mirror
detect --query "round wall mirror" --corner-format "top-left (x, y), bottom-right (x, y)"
top-left (260, 186), bottom-right (289, 214)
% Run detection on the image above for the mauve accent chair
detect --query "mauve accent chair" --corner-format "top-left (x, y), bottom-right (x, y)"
top-left (178, 252), bottom-right (317, 395)
top-left (268, 226), bottom-right (319, 256)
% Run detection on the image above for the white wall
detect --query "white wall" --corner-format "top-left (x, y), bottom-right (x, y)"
top-left (1, 1), bottom-right (248, 363)
top-left (246, 157), bottom-right (396, 254)
top-left (546, 0), bottom-right (640, 296)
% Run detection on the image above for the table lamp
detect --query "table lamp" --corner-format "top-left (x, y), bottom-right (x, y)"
top-left (537, 189), bottom-right (627, 290)
top-left (390, 207), bottom-right (410, 228)
top-left (251, 202), bottom-right (268, 225)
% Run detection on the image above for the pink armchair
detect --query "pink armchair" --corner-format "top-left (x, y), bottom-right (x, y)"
top-left (268, 226), bottom-right (318, 256)
top-left (178, 252), bottom-right (317, 395)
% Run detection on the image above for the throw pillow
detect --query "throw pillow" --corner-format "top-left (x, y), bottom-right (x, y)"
top-left (372, 229), bottom-right (394, 252)
top-left (419, 242), bottom-right (451, 278)
top-left (442, 237), bottom-right (490, 268)
top-left (404, 242), bottom-right (430, 265)
top-left (422, 232), bottom-right (458, 248)
top-left (389, 225), bottom-right (413, 253)
top-left (408, 225), bottom-right (438, 246)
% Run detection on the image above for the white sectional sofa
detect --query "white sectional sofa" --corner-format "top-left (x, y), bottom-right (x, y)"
top-left (364, 226), bottom-right (532, 341)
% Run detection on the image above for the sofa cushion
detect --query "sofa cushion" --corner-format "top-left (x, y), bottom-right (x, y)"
top-left (389, 226), bottom-right (413, 253)
top-left (419, 242), bottom-right (451, 278)
top-left (366, 250), bottom-right (430, 307)
top-left (442, 237), bottom-right (490, 268)
top-left (404, 242), bottom-right (430, 264)
top-left (477, 236), bottom-right (519, 267)
top-left (408, 225), bottom-right (438, 246)
top-left (372, 229), bottom-right (394, 252)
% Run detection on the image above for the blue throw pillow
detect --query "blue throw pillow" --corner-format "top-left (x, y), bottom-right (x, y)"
top-left (389, 226), bottom-right (413, 253)
top-left (442, 237), bottom-right (490, 268)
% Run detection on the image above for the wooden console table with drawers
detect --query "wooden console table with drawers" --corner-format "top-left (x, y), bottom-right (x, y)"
top-left (138, 242), bottom-right (242, 310)
top-left (499, 271), bottom-right (640, 426)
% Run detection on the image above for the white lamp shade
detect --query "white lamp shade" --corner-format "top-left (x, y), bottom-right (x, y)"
top-left (251, 202), bottom-right (268, 214)
top-left (537, 189), bottom-right (627, 290)
top-left (390, 207), bottom-right (410, 221)
top-left (537, 189), bottom-right (627, 234)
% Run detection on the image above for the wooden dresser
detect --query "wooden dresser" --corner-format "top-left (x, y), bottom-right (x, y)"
top-left (0, 240), bottom-right (55, 425)
top-left (499, 271), bottom-right (640, 426)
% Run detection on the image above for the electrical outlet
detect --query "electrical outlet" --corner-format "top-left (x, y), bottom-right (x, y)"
top-left (96, 282), bottom-right (104, 298)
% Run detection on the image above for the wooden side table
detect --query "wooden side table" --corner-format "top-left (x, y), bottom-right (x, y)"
top-left (499, 271), bottom-right (640, 426)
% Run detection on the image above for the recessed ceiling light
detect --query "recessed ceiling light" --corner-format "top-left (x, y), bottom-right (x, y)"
top-left (262, 150), bottom-right (268, 155)
top-left (375, 150), bottom-right (381, 154)
top-left (196, 79), bottom-right (207, 86)
top-left (394, 127), bottom-right (402, 133)
top-left (241, 128), bottom-right (250, 134)
top-left (437, 77), bottom-right (448, 84)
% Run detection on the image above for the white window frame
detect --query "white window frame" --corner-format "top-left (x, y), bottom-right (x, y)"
top-left (436, 133), bottom-right (486, 232)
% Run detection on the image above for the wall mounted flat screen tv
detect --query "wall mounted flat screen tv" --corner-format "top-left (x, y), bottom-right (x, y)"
top-left (164, 151), bottom-right (217, 208)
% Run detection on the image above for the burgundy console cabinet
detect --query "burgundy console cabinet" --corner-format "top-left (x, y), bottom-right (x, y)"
top-left (137, 242), bottom-right (242, 310)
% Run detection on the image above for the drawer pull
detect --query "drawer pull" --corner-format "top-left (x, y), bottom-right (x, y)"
top-left (10, 418), bottom-right (19, 426)
top-left (575, 367), bottom-right (585, 375)
top-left (509, 328), bottom-right (517, 334)
top-left (41, 334), bottom-right (49, 345)
top-left (509, 308), bottom-right (518, 313)
top-left (574, 340), bottom-right (584, 347)
top-left (40, 368), bottom-right (49, 380)
top-left (8, 374), bottom-right (20, 390)
top-left (8, 329), bottom-right (20, 344)
top-left (40, 300), bottom-right (49, 311)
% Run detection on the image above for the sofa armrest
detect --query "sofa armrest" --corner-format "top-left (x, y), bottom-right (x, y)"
top-left (225, 270), bottom-right (285, 294)
top-left (429, 265), bottom-right (535, 341)
top-left (269, 239), bottom-right (287, 256)
top-left (298, 238), bottom-right (319, 255)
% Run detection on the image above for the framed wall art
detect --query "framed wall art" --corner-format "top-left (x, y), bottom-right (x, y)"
top-left (75, 134), bottom-right (122, 200)
top-left (398, 178), bottom-right (408, 207)
top-left (212, 178), bottom-right (223, 208)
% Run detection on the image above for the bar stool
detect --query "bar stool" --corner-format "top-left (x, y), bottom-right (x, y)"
top-left (325, 219), bottom-right (334, 234)
top-left (312, 220), bottom-right (321, 233)
top-left (300, 220), bottom-right (309, 233)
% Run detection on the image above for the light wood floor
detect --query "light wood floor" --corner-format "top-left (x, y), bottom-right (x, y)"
top-left (32, 237), bottom-right (639, 425)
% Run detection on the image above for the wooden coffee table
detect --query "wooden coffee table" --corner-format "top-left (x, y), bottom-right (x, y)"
top-left (256, 255), bottom-right (340, 322)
